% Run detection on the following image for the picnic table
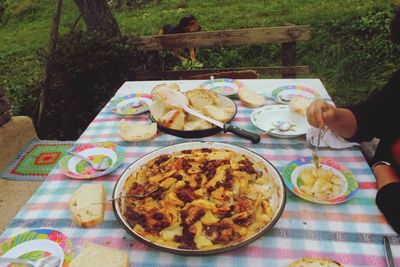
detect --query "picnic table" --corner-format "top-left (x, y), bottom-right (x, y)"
top-left (0, 79), bottom-right (398, 267)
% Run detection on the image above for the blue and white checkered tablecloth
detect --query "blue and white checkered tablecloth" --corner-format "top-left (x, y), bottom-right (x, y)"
top-left (1, 79), bottom-right (398, 267)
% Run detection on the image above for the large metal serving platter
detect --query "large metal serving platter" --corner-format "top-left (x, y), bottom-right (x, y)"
top-left (113, 141), bottom-right (286, 255)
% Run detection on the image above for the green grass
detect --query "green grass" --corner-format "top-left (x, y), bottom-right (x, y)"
top-left (1, 0), bottom-right (400, 115)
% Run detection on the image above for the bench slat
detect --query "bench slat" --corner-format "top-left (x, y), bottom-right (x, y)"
top-left (136, 66), bottom-right (309, 80)
top-left (133, 25), bottom-right (310, 50)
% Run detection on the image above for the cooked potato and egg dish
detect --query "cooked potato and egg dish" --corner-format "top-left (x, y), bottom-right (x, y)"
top-left (298, 167), bottom-right (345, 200)
top-left (121, 148), bottom-right (282, 251)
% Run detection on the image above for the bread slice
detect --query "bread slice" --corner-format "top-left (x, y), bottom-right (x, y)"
top-left (152, 83), bottom-right (180, 96)
top-left (152, 86), bottom-right (188, 109)
top-left (288, 257), bottom-right (343, 267)
top-left (119, 120), bottom-right (157, 142)
top-left (149, 99), bottom-right (168, 121)
top-left (201, 105), bottom-right (231, 123)
top-left (166, 82), bottom-right (180, 91)
top-left (186, 88), bottom-right (220, 111)
top-left (238, 87), bottom-right (265, 108)
top-left (69, 183), bottom-right (106, 228)
top-left (158, 109), bottom-right (185, 130)
top-left (289, 95), bottom-right (312, 115)
top-left (70, 242), bottom-right (129, 267)
top-left (184, 119), bottom-right (212, 131)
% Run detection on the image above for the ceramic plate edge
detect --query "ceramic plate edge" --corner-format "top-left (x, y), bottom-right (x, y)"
top-left (282, 157), bottom-right (358, 204)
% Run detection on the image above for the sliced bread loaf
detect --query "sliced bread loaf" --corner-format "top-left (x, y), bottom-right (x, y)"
top-left (238, 87), bottom-right (265, 108)
top-left (184, 119), bottom-right (212, 131)
top-left (158, 109), bottom-right (185, 130)
top-left (186, 88), bottom-right (220, 111)
top-left (149, 99), bottom-right (168, 121)
top-left (201, 105), bottom-right (231, 123)
top-left (119, 120), bottom-right (157, 142)
top-left (152, 86), bottom-right (188, 109)
top-left (69, 183), bottom-right (106, 228)
top-left (70, 242), bottom-right (129, 267)
top-left (289, 257), bottom-right (343, 267)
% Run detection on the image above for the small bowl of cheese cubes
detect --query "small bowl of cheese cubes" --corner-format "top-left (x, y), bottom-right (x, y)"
top-left (282, 157), bottom-right (358, 204)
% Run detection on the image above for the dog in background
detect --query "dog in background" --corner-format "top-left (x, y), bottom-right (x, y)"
top-left (158, 15), bottom-right (201, 62)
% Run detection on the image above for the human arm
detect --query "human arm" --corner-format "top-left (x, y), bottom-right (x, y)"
top-left (306, 99), bottom-right (357, 139)
top-left (373, 163), bottom-right (399, 189)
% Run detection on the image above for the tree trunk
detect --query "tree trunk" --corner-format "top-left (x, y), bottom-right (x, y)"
top-left (73, 0), bottom-right (120, 37)
top-left (36, 0), bottom-right (63, 131)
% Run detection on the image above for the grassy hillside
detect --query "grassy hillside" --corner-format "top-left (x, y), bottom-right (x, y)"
top-left (1, 0), bottom-right (400, 116)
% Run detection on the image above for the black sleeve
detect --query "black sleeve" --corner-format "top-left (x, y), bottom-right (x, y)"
top-left (346, 71), bottom-right (400, 142)
top-left (375, 182), bottom-right (400, 234)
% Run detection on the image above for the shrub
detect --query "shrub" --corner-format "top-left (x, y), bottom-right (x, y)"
top-left (4, 0), bottom-right (40, 22)
top-left (37, 31), bottom-right (159, 140)
top-left (300, 6), bottom-right (400, 106)
top-left (0, 0), bottom-right (5, 20)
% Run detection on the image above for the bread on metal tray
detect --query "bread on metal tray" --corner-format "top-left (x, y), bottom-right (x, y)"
top-left (158, 109), bottom-right (185, 130)
top-left (201, 105), bottom-right (231, 123)
top-left (183, 119), bottom-right (212, 131)
top-left (186, 88), bottom-right (220, 111)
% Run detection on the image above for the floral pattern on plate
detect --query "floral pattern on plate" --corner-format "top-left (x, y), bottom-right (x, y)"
top-left (0, 228), bottom-right (74, 266)
top-left (271, 85), bottom-right (320, 104)
top-left (110, 93), bottom-right (152, 115)
top-left (199, 78), bottom-right (244, 96)
top-left (59, 142), bottom-right (124, 179)
top-left (282, 157), bottom-right (358, 204)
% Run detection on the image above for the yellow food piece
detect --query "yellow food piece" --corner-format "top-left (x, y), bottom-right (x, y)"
top-left (299, 167), bottom-right (345, 200)
top-left (122, 148), bottom-right (281, 251)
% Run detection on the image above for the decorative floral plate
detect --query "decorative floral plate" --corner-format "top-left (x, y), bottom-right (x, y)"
top-left (271, 85), bottom-right (320, 104)
top-left (250, 105), bottom-right (309, 138)
top-left (59, 142), bottom-right (124, 179)
top-left (282, 157), bottom-right (358, 204)
top-left (199, 78), bottom-right (244, 96)
top-left (110, 93), bottom-right (152, 115)
top-left (0, 228), bottom-right (74, 267)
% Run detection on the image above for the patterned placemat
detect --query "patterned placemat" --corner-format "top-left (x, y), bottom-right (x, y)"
top-left (0, 139), bottom-right (75, 181)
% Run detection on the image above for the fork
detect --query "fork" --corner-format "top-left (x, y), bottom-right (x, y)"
top-left (384, 235), bottom-right (395, 267)
top-left (312, 127), bottom-right (323, 170)
top-left (91, 187), bottom-right (160, 205)
top-left (68, 152), bottom-right (109, 171)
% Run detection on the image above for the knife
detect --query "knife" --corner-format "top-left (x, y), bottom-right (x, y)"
top-left (181, 105), bottom-right (260, 144)
top-left (384, 235), bottom-right (395, 267)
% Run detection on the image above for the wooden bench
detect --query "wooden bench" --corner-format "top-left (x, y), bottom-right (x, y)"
top-left (132, 25), bottom-right (310, 79)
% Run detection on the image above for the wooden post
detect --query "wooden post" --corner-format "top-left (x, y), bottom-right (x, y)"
top-left (36, 0), bottom-right (63, 131)
top-left (281, 42), bottom-right (296, 78)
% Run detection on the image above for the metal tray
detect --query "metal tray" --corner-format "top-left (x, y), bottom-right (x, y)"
top-left (112, 142), bottom-right (286, 255)
top-left (150, 94), bottom-right (237, 138)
